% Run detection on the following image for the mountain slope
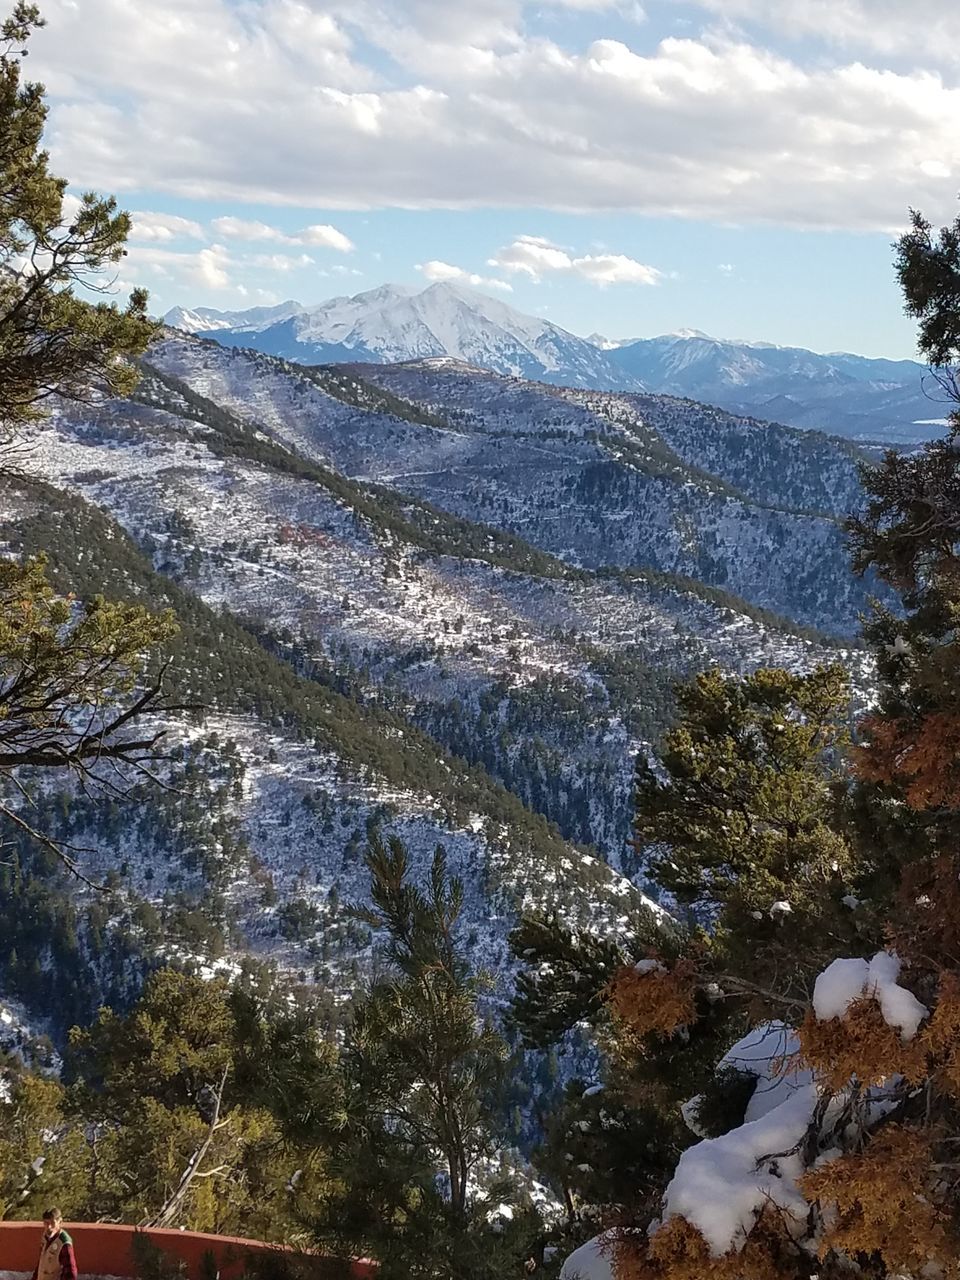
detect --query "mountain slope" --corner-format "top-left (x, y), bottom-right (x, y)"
top-left (8, 332), bottom-right (875, 1044)
top-left (605, 333), bottom-right (937, 443)
top-left (142, 334), bottom-right (876, 631)
top-left (166, 283), bottom-right (640, 390)
top-left (165, 285), bottom-right (938, 441)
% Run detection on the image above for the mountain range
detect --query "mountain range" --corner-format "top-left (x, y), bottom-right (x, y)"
top-left (164, 283), bottom-right (946, 443)
top-left (10, 329), bottom-right (874, 1045)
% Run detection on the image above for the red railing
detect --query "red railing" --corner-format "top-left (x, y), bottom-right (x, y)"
top-left (0, 1222), bottom-right (376, 1279)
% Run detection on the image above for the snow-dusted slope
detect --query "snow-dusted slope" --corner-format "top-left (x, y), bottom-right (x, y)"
top-left (25, 362), bottom-right (868, 872)
top-left (167, 283), bottom-right (640, 390)
top-left (5, 331), bottom-right (876, 1044)
top-left (606, 332), bottom-right (934, 442)
top-left (163, 300), bottom-right (304, 333)
top-left (143, 334), bottom-right (876, 632)
top-left (166, 285), bottom-right (936, 440)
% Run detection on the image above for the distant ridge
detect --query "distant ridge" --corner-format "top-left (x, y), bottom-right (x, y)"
top-left (165, 283), bottom-right (936, 441)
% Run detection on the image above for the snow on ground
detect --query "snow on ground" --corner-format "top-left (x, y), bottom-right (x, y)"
top-left (22, 394), bottom-right (869, 883)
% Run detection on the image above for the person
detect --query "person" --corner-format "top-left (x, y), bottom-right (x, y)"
top-left (30, 1208), bottom-right (78, 1280)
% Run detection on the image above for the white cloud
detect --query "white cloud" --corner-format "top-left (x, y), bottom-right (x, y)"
top-left (417, 260), bottom-right (513, 291)
top-left (211, 216), bottom-right (353, 252)
top-left (684, 1), bottom-right (960, 65)
top-left (130, 211), bottom-right (204, 241)
top-left (299, 224), bottom-right (354, 252)
top-left (25, 0), bottom-right (960, 232)
top-left (571, 253), bottom-right (662, 285)
top-left (125, 241), bottom-right (234, 291)
top-left (489, 236), bottom-right (661, 286)
top-left (192, 245), bottom-right (231, 289)
top-left (211, 216), bottom-right (282, 242)
top-left (718, 262), bottom-right (734, 275)
top-left (490, 236), bottom-right (572, 278)
top-left (249, 252), bottom-right (315, 272)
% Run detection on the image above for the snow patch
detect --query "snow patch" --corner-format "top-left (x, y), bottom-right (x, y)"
top-left (662, 1083), bottom-right (819, 1255)
top-left (813, 952), bottom-right (928, 1040)
top-left (559, 1232), bottom-right (618, 1280)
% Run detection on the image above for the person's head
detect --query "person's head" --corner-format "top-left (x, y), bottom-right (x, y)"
top-left (42, 1209), bottom-right (62, 1238)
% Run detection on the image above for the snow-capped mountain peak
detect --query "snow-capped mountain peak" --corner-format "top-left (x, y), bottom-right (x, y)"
top-left (165, 282), bottom-right (934, 440)
top-left (164, 300), bottom-right (304, 333)
top-left (172, 282), bottom-right (637, 390)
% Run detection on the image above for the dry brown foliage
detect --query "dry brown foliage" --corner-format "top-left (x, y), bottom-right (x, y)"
top-left (797, 996), bottom-right (928, 1092)
top-left (856, 711), bottom-right (960, 810)
top-left (802, 1125), bottom-right (960, 1278)
top-left (921, 972), bottom-right (960, 1096)
top-left (799, 972), bottom-right (960, 1095)
top-left (604, 960), bottom-right (698, 1043)
top-left (889, 853), bottom-right (960, 969)
top-left (612, 1212), bottom-right (809, 1280)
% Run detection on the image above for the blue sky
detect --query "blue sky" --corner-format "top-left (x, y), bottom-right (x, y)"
top-left (31, 0), bottom-right (960, 357)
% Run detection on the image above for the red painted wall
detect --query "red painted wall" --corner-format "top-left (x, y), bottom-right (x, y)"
top-left (0, 1222), bottom-right (376, 1280)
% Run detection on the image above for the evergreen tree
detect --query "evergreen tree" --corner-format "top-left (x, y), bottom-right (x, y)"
top-left (547, 200), bottom-right (960, 1280)
top-left (315, 836), bottom-right (542, 1279)
top-left (633, 664), bottom-right (872, 986)
top-left (0, 1070), bottom-right (90, 1218)
top-left (0, 555), bottom-right (178, 878)
top-left (64, 969), bottom-right (337, 1238)
top-left (0, 4), bottom-right (156, 448)
top-left (0, 4), bottom-right (172, 875)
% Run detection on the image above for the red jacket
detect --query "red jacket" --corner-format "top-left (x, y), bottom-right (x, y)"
top-left (31, 1229), bottom-right (78, 1280)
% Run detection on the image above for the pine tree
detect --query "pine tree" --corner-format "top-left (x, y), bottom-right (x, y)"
top-left (634, 663), bottom-right (869, 986)
top-left (64, 969), bottom-right (337, 1237)
top-left (0, 4), bottom-right (172, 876)
top-left (315, 836), bottom-right (542, 1279)
top-left (0, 4), bottom-right (156, 448)
top-left (0, 555), bottom-right (178, 878)
top-left (548, 200), bottom-right (960, 1280)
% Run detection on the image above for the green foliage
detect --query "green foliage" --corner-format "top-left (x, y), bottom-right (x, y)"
top-left (894, 205), bottom-right (960, 368)
top-left (634, 664), bottom-right (869, 980)
top-left (60, 969), bottom-right (339, 1236)
top-left (351, 837), bottom-right (505, 1216)
top-left (69, 969), bottom-right (234, 1114)
top-left (0, 556), bottom-right (177, 877)
top-left (0, 5), bottom-right (157, 441)
top-left (0, 831), bottom-right (151, 1037)
top-left (843, 202), bottom-right (960, 873)
top-left (510, 913), bottom-right (667, 1049)
top-left (535, 1078), bottom-right (687, 1217)
top-left (686, 1066), bottom-right (757, 1139)
top-left (314, 837), bottom-right (542, 1278)
top-left (0, 1070), bottom-right (89, 1218)
top-left (0, 8), bottom-right (174, 872)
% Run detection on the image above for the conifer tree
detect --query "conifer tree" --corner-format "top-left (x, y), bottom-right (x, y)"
top-left (545, 199), bottom-right (960, 1280)
top-left (0, 4), bottom-right (156, 448)
top-left (316, 836), bottom-right (542, 1279)
top-left (634, 664), bottom-right (866, 985)
top-left (0, 5), bottom-right (174, 876)
top-left (52, 970), bottom-right (340, 1237)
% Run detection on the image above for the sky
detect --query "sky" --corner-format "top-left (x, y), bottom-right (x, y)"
top-left (27, 0), bottom-right (960, 358)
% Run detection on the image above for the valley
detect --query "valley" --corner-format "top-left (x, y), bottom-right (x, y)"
top-left (6, 330), bottom-right (872, 1044)
top-left (167, 282), bottom-right (941, 443)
